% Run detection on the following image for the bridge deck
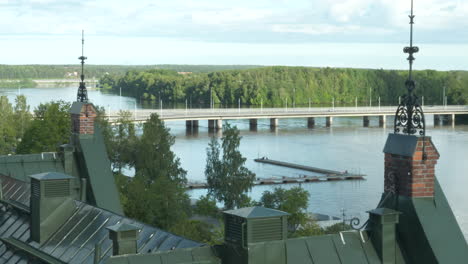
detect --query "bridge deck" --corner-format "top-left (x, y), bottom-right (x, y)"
top-left (106, 105), bottom-right (468, 123)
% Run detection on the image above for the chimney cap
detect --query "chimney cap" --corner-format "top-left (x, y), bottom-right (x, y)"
top-left (70, 101), bottom-right (95, 114)
top-left (107, 222), bottom-right (140, 233)
top-left (223, 206), bottom-right (289, 219)
top-left (30, 172), bottom-right (74, 181)
top-left (367, 208), bottom-right (401, 216)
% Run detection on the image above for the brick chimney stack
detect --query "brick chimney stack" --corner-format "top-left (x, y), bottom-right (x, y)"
top-left (70, 102), bottom-right (97, 135)
top-left (383, 134), bottom-right (439, 198)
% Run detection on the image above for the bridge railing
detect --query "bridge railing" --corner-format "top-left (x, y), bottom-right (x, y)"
top-left (107, 105), bottom-right (468, 121)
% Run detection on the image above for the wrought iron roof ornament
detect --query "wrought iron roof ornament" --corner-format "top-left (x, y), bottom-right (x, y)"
top-left (394, 0), bottom-right (425, 136)
top-left (77, 30), bottom-right (88, 102)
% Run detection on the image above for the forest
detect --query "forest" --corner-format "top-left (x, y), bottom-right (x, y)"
top-left (0, 64), bottom-right (262, 80)
top-left (99, 66), bottom-right (468, 107)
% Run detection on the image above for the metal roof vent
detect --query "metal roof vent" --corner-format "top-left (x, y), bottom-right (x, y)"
top-left (367, 208), bottom-right (401, 264)
top-left (107, 222), bottom-right (140, 256)
top-left (223, 206), bottom-right (289, 247)
top-left (30, 172), bottom-right (76, 244)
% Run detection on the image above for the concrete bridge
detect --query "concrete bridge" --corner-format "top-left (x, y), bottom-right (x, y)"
top-left (107, 105), bottom-right (468, 129)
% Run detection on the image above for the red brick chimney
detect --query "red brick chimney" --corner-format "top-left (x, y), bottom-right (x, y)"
top-left (70, 102), bottom-right (97, 135)
top-left (383, 134), bottom-right (439, 197)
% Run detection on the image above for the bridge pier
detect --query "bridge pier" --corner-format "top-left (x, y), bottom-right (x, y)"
top-left (249, 119), bottom-right (258, 131)
top-left (442, 114), bottom-right (455, 126)
top-left (449, 114), bottom-right (455, 127)
top-left (185, 120), bottom-right (199, 135)
top-left (186, 120), bottom-right (199, 128)
top-left (270, 118), bottom-right (278, 128)
top-left (363, 116), bottom-right (370, 127)
top-left (326, 117), bottom-right (333, 127)
top-left (208, 119), bottom-right (223, 130)
top-left (307, 117), bottom-right (315, 128)
top-left (379, 115), bottom-right (386, 127)
top-left (434, 115), bottom-right (441, 126)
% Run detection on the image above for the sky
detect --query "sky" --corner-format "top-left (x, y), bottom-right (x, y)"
top-left (0, 0), bottom-right (467, 70)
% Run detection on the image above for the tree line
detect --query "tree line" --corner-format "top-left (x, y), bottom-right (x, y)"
top-left (100, 66), bottom-right (468, 107)
top-left (0, 64), bottom-right (262, 80)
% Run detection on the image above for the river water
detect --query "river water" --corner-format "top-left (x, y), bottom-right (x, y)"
top-left (2, 87), bottom-right (467, 239)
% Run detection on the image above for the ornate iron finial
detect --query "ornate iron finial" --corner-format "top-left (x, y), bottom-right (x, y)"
top-left (394, 0), bottom-right (425, 136)
top-left (77, 30), bottom-right (88, 102)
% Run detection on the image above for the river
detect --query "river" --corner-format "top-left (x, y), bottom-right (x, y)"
top-left (1, 86), bottom-right (467, 239)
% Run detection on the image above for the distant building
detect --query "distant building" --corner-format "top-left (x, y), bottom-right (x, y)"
top-left (65, 72), bottom-right (79, 77)
top-left (177, 72), bottom-right (192, 75)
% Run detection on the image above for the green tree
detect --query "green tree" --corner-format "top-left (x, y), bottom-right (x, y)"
top-left (16, 100), bottom-right (71, 154)
top-left (194, 195), bottom-right (220, 218)
top-left (258, 187), bottom-right (310, 232)
top-left (102, 110), bottom-right (138, 173)
top-left (122, 113), bottom-right (190, 230)
top-left (205, 123), bottom-right (255, 209)
top-left (0, 96), bottom-right (16, 154)
top-left (13, 95), bottom-right (32, 139)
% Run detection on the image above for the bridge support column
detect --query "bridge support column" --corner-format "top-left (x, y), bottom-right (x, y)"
top-left (326, 117), bottom-right (333, 127)
top-left (450, 114), bottom-right (455, 127)
top-left (270, 118), bottom-right (278, 128)
top-left (434, 115), bottom-right (441, 126)
top-left (186, 120), bottom-right (192, 129)
top-left (216, 119), bottom-right (223, 129)
top-left (208, 119), bottom-right (222, 131)
top-left (442, 114), bottom-right (454, 126)
top-left (379, 115), bottom-right (386, 127)
top-left (208, 120), bottom-right (215, 129)
top-left (249, 119), bottom-right (257, 131)
top-left (192, 120), bottom-right (199, 128)
top-left (363, 116), bottom-right (370, 127)
top-left (307, 117), bottom-right (315, 128)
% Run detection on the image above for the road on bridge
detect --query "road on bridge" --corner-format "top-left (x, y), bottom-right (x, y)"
top-left (106, 105), bottom-right (468, 124)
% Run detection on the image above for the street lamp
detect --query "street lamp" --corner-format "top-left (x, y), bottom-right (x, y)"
top-left (129, 100), bottom-right (137, 120)
top-left (293, 88), bottom-right (296, 108)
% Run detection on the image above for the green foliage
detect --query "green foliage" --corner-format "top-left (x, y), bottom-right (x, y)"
top-left (323, 222), bottom-right (352, 234)
top-left (101, 111), bottom-right (138, 172)
top-left (290, 220), bottom-right (325, 238)
top-left (118, 113), bottom-right (191, 230)
top-left (100, 66), bottom-right (468, 107)
top-left (195, 195), bottom-right (220, 218)
top-left (170, 220), bottom-right (217, 244)
top-left (258, 187), bottom-right (310, 232)
top-left (0, 64), bottom-right (262, 81)
top-left (0, 79), bottom-right (36, 88)
top-left (0, 96), bottom-right (16, 154)
top-left (205, 123), bottom-right (256, 209)
top-left (16, 100), bottom-right (70, 154)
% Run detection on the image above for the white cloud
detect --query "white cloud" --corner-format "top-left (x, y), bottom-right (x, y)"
top-left (327, 0), bottom-right (373, 22)
top-left (271, 24), bottom-right (394, 35)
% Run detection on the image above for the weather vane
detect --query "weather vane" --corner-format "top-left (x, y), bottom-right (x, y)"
top-left (394, 0), bottom-right (425, 136)
top-left (77, 30), bottom-right (88, 102)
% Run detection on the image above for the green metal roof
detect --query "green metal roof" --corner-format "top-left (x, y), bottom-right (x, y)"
top-left (0, 177), bottom-right (204, 264)
top-left (0, 152), bottom-right (66, 182)
top-left (378, 178), bottom-right (468, 263)
top-left (244, 231), bottom-right (406, 264)
top-left (223, 206), bottom-right (289, 219)
top-left (106, 246), bottom-right (221, 264)
top-left (30, 172), bottom-right (74, 181)
top-left (76, 125), bottom-right (123, 214)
